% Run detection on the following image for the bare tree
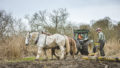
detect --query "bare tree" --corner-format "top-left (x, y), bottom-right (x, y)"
top-left (25, 8), bottom-right (69, 34)
top-left (0, 10), bottom-right (15, 39)
top-left (13, 19), bottom-right (26, 35)
top-left (50, 8), bottom-right (69, 33)
top-left (25, 10), bottom-right (50, 32)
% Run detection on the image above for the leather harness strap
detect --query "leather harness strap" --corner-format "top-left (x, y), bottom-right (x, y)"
top-left (35, 33), bottom-right (47, 46)
top-left (44, 34), bottom-right (47, 46)
top-left (35, 32), bottom-right (40, 44)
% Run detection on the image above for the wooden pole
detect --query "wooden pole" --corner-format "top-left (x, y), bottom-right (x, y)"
top-left (82, 56), bottom-right (120, 62)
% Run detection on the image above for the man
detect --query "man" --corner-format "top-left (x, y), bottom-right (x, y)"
top-left (96, 28), bottom-right (106, 56)
top-left (78, 34), bottom-right (82, 40)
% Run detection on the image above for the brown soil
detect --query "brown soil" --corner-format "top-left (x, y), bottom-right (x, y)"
top-left (0, 56), bottom-right (120, 68)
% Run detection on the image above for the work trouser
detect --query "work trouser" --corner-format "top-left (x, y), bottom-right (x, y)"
top-left (99, 40), bottom-right (105, 56)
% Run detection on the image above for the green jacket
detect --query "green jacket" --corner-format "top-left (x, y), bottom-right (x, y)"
top-left (98, 32), bottom-right (105, 41)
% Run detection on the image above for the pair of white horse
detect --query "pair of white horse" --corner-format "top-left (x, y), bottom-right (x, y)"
top-left (25, 32), bottom-right (70, 60)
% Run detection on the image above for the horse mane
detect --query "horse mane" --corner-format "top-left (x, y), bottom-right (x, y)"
top-left (42, 32), bottom-right (51, 36)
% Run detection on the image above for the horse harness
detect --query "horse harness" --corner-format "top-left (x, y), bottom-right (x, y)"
top-left (35, 32), bottom-right (47, 46)
top-left (35, 32), bottom-right (40, 44)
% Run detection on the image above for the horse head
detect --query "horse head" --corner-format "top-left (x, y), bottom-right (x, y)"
top-left (25, 32), bottom-right (40, 46)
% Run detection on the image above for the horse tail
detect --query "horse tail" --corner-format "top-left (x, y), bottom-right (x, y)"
top-left (71, 39), bottom-right (77, 54)
top-left (65, 36), bottom-right (70, 54)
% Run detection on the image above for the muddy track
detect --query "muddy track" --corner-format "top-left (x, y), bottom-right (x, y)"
top-left (0, 56), bottom-right (120, 68)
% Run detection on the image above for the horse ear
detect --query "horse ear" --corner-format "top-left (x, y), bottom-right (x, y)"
top-left (26, 31), bottom-right (30, 36)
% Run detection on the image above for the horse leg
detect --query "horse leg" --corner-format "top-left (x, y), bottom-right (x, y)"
top-left (52, 47), bottom-right (60, 60)
top-left (59, 46), bottom-right (65, 59)
top-left (72, 53), bottom-right (75, 59)
top-left (51, 48), bottom-right (54, 59)
top-left (75, 47), bottom-right (80, 55)
top-left (71, 46), bottom-right (75, 59)
top-left (35, 47), bottom-right (42, 61)
top-left (70, 48), bottom-right (74, 58)
top-left (43, 49), bottom-right (48, 60)
top-left (70, 49), bottom-right (75, 58)
top-left (72, 48), bottom-right (75, 59)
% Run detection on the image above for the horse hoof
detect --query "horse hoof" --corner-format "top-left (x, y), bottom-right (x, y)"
top-left (57, 57), bottom-right (60, 60)
top-left (60, 57), bottom-right (64, 60)
top-left (35, 59), bottom-right (39, 61)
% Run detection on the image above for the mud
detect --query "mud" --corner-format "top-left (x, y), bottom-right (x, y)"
top-left (0, 56), bottom-right (120, 68)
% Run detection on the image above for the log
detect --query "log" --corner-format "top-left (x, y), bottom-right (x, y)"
top-left (82, 56), bottom-right (120, 62)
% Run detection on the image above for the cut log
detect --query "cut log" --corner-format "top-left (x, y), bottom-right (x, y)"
top-left (82, 56), bottom-right (120, 62)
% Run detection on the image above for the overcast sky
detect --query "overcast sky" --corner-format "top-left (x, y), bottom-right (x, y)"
top-left (0, 0), bottom-right (120, 24)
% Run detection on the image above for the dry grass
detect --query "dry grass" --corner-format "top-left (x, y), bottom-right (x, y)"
top-left (0, 36), bottom-right (52, 60)
top-left (0, 36), bottom-right (27, 60)
top-left (104, 38), bottom-right (120, 57)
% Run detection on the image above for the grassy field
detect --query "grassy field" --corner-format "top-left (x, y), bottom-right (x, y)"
top-left (0, 36), bottom-right (120, 61)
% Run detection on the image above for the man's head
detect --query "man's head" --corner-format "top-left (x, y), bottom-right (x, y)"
top-left (96, 28), bottom-right (102, 33)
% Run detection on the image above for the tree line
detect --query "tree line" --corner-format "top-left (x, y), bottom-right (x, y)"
top-left (0, 9), bottom-right (120, 41)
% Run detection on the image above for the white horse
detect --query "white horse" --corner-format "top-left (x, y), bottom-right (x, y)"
top-left (25, 32), bottom-right (70, 60)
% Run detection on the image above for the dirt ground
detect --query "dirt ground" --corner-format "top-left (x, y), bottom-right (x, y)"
top-left (0, 56), bottom-right (120, 68)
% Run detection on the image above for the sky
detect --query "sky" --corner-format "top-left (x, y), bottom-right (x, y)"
top-left (0, 0), bottom-right (120, 25)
